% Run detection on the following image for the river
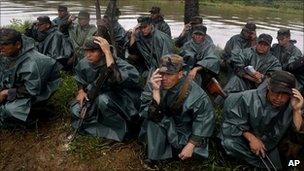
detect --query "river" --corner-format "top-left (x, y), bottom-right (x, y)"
top-left (1, 0), bottom-right (303, 52)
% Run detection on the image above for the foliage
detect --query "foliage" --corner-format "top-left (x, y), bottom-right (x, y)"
top-left (5, 19), bottom-right (33, 33)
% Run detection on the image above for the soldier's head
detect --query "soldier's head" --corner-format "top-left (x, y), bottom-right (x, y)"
top-left (267, 70), bottom-right (296, 108)
top-left (83, 37), bottom-right (104, 64)
top-left (242, 22), bottom-right (256, 40)
top-left (149, 6), bottom-right (161, 19)
top-left (36, 16), bottom-right (52, 32)
top-left (189, 16), bottom-right (203, 27)
top-left (137, 17), bottom-right (153, 37)
top-left (0, 28), bottom-right (22, 57)
top-left (159, 54), bottom-right (184, 89)
top-left (78, 10), bottom-right (90, 27)
top-left (57, 5), bottom-right (68, 19)
top-left (192, 25), bottom-right (207, 44)
top-left (277, 28), bottom-right (291, 47)
top-left (256, 33), bottom-right (272, 55)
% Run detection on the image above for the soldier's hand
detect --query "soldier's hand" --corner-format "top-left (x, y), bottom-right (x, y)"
top-left (291, 88), bottom-right (304, 111)
top-left (76, 89), bottom-right (88, 107)
top-left (150, 69), bottom-right (162, 91)
top-left (0, 90), bottom-right (8, 103)
top-left (188, 68), bottom-right (198, 80)
top-left (93, 36), bottom-right (111, 55)
top-left (253, 71), bottom-right (264, 84)
top-left (178, 142), bottom-right (195, 160)
top-left (249, 135), bottom-right (266, 157)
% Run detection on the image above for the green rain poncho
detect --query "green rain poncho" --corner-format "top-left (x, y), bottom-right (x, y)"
top-left (223, 47), bottom-right (281, 93)
top-left (68, 24), bottom-right (97, 61)
top-left (53, 15), bottom-right (70, 35)
top-left (271, 42), bottom-right (304, 91)
top-left (139, 78), bottom-right (215, 160)
top-left (180, 39), bottom-right (220, 85)
top-left (70, 57), bottom-right (141, 142)
top-left (219, 87), bottom-right (293, 169)
top-left (222, 32), bottom-right (255, 60)
top-left (133, 28), bottom-right (173, 70)
top-left (152, 16), bottom-right (171, 37)
top-left (0, 36), bottom-right (60, 125)
top-left (36, 27), bottom-right (74, 67)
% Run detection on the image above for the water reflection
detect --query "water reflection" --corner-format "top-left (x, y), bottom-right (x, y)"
top-left (1, 0), bottom-right (303, 52)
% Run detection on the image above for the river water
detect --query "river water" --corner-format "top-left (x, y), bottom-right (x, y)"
top-left (1, 0), bottom-right (303, 52)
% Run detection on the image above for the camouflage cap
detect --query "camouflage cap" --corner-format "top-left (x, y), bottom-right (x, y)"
top-left (190, 16), bottom-right (203, 25)
top-left (37, 16), bottom-right (51, 24)
top-left (192, 25), bottom-right (207, 35)
top-left (83, 37), bottom-right (100, 50)
top-left (159, 54), bottom-right (183, 74)
top-left (277, 28), bottom-right (290, 38)
top-left (58, 5), bottom-right (67, 11)
top-left (78, 10), bottom-right (90, 19)
top-left (269, 70), bottom-right (296, 95)
top-left (243, 22), bottom-right (256, 32)
top-left (149, 6), bottom-right (161, 14)
top-left (0, 28), bottom-right (22, 45)
top-left (257, 33), bottom-right (273, 46)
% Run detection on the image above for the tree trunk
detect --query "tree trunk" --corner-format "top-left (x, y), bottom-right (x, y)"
top-left (184, 0), bottom-right (199, 24)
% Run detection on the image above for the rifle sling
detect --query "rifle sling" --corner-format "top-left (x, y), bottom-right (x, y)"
top-left (170, 78), bottom-right (191, 112)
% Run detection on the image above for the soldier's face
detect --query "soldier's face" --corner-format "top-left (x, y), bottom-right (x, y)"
top-left (192, 33), bottom-right (205, 43)
top-left (78, 18), bottom-right (89, 27)
top-left (36, 23), bottom-right (51, 32)
top-left (58, 10), bottom-right (68, 18)
top-left (267, 88), bottom-right (290, 108)
top-left (0, 42), bottom-right (21, 57)
top-left (277, 36), bottom-right (290, 47)
top-left (85, 49), bottom-right (102, 64)
top-left (160, 71), bottom-right (183, 89)
top-left (140, 24), bottom-right (153, 36)
top-left (256, 42), bottom-right (270, 55)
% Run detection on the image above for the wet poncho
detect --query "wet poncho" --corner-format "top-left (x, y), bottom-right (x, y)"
top-left (53, 15), bottom-right (70, 35)
top-left (70, 57), bottom-right (141, 142)
top-left (36, 27), bottom-right (74, 67)
top-left (223, 47), bottom-right (281, 93)
top-left (180, 39), bottom-right (220, 85)
top-left (139, 78), bottom-right (215, 160)
top-left (219, 87), bottom-right (293, 169)
top-left (0, 36), bottom-right (60, 125)
top-left (271, 42), bottom-right (303, 91)
top-left (152, 16), bottom-right (171, 37)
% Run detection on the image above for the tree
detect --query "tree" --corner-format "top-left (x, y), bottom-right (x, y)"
top-left (184, 0), bottom-right (199, 24)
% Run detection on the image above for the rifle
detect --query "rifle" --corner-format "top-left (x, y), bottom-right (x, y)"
top-left (259, 154), bottom-right (277, 171)
top-left (68, 66), bottom-right (113, 142)
top-left (284, 57), bottom-right (304, 74)
top-left (105, 0), bottom-right (117, 46)
top-left (206, 77), bottom-right (227, 98)
top-left (95, 0), bottom-right (111, 43)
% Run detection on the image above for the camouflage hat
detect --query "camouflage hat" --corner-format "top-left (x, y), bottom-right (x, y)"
top-left (269, 70), bottom-right (296, 95)
top-left (58, 5), bottom-right (67, 11)
top-left (277, 28), bottom-right (290, 38)
top-left (83, 37), bottom-right (100, 50)
top-left (37, 16), bottom-right (51, 24)
top-left (78, 10), bottom-right (90, 19)
top-left (192, 25), bottom-right (207, 35)
top-left (190, 16), bottom-right (203, 25)
top-left (137, 16), bottom-right (152, 27)
top-left (159, 54), bottom-right (183, 74)
top-left (243, 22), bottom-right (256, 32)
top-left (149, 6), bottom-right (161, 14)
top-left (257, 33), bottom-right (273, 46)
top-left (0, 28), bottom-right (22, 45)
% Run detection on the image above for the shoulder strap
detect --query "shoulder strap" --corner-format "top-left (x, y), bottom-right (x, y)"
top-left (170, 77), bottom-right (191, 111)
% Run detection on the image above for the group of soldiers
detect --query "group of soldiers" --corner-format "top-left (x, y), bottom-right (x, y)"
top-left (0, 5), bottom-right (304, 169)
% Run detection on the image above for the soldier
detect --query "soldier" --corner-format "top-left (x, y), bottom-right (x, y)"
top-left (70, 36), bottom-right (141, 142)
top-left (222, 34), bottom-right (281, 94)
top-left (0, 28), bottom-right (60, 127)
top-left (222, 22), bottom-right (257, 68)
top-left (62, 10), bottom-right (97, 65)
top-left (180, 25), bottom-right (220, 88)
top-left (149, 6), bottom-right (171, 37)
top-left (128, 16), bottom-right (173, 86)
top-left (175, 16), bottom-right (213, 48)
top-left (219, 70), bottom-right (302, 169)
top-left (31, 16), bottom-right (74, 69)
top-left (52, 5), bottom-right (70, 35)
top-left (139, 54), bottom-right (215, 164)
top-left (271, 28), bottom-right (303, 92)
